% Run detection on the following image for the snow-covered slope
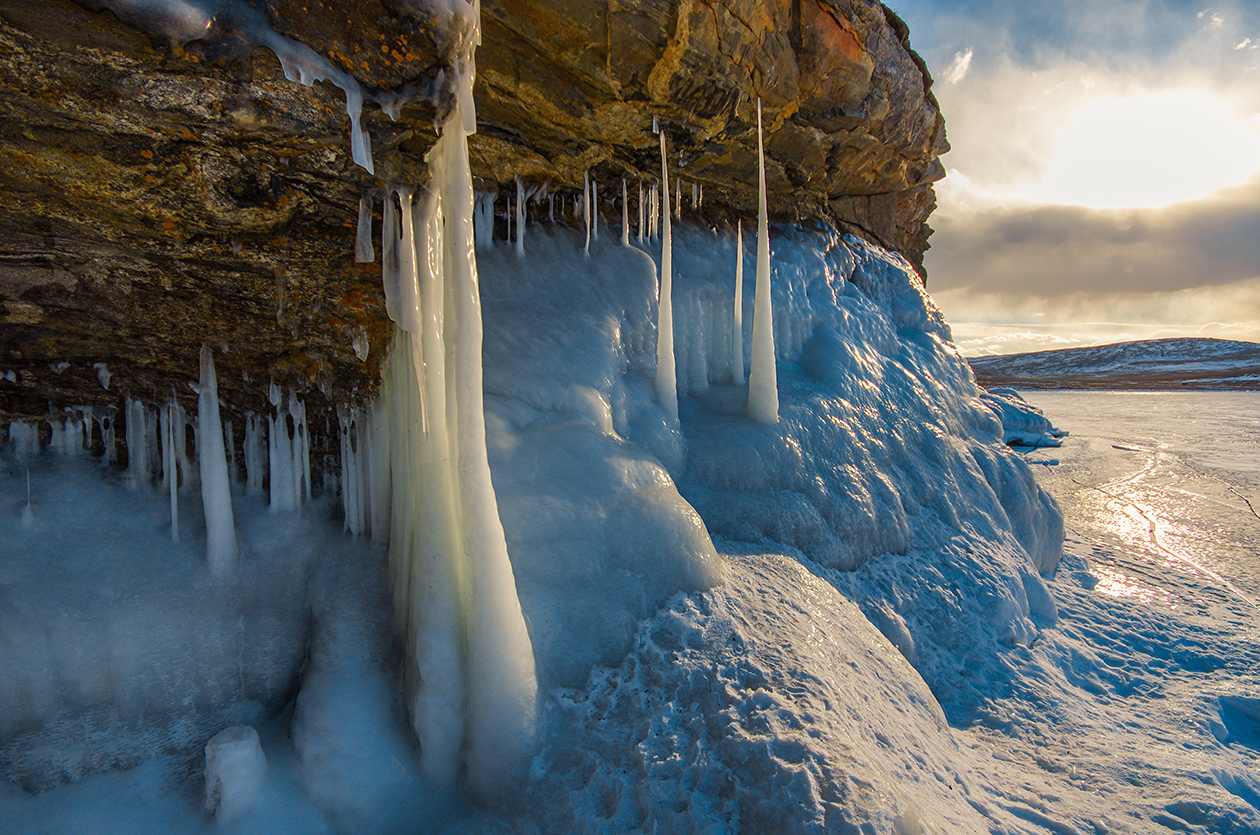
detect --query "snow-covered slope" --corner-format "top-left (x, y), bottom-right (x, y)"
top-left (970, 337), bottom-right (1260, 390)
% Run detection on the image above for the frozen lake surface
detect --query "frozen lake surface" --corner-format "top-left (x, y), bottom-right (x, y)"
top-left (1025, 392), bottom-right (1260, 611)
top-left (975, 391), bottom-right (1260, 833)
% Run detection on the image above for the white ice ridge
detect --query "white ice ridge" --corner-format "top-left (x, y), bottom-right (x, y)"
top-left (747, 99), bottom-right (779, 425)
top-left (361, 15), bottom-right (537, 798)
top-left (655, 131), bottom-right (679, 423)
top-left (198, 346), bottom-right (239, 579)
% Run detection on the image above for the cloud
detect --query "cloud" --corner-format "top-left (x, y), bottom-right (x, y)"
top-left (942, 48), bottom-right (973, 83)
top-left (926, 175), bottom-right (1260, 296)
top-left (934, 277), bottom-right (1260, 356)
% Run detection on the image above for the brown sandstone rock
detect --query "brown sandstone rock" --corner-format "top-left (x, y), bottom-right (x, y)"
top-left (0, 0), bottom-right (945, 426)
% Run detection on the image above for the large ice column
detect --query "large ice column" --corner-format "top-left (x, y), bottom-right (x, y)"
top-left (198, 347), bottom-right (240, 579)
top-left (374, 13), bottom-right (537, 800)
top-left (747, 100), bottom-right (779, 425)
top-left (655, 131), bottom-right (679, 422)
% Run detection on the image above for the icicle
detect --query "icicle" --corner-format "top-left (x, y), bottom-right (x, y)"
top-left (691, 182), bottom-right (698, 209)
top-left (199, 346), bottom-right (240, 579)
top-left (655, 131), bottom-right (678, 422)
top-left (343, 80), bottom-right (375, 174)
top-left (48, 419), bottom-right (66, 457)
top-left (224, 419), bottom-right (238, 484)
top-left (583, 170), bottom-right (591, 255)
top-left (515, 176), bottom-right (525, 257)
top-left (376, 34), bottom-right (537, 797)
top-left (549, 193), bottom-right (554, 222)
top-left (649, 185), bottom-right (658, 241)
top-left (161, 400), bottom-right (179, 541)
top-left (382, 189), bottom-right (422, 334)
top-left (289, 391), bottom-right (310, 504)
top-left (748, 99), bottom-right (779, 425)
top-left (355, 194), bottom-right (375, 263)
top-left (172, 401), bottom-right (193, 494)
top-left (268, 400), bottom-right (296, 513)
top-left (367, 399), bottom-right (391, 546)
top-left (699, 184), bottom-right (704, 208)
top-left (125, 398), bottom-right (151, 488)
top-left (591, 178), bottom-right (599, 241)
top-left (504, 191), bottom-right (512, 249)
top-left (20, 467), bottom-right (33, 527)
top-left (103, 415), bottom-right (116, 464)
top-left (91, 362), bottom-right (112, 390)
top-left (9, 421), bottom-right (38, 458)
top-left (621, 179), bottom-right (630, 246)
top-left (638, 182), bottom-right (645, 242)
top-left (244, 413), bottom-right (265, 496)
top-left (732, 219), bottom-right (746, 385)
top-left (675, 176), bottom-right (681, 220)
top-left (474, 192), bottom-right (494, 251)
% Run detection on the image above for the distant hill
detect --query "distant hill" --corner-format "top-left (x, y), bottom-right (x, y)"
top-left (968, 337), bottom-right (1260, 390)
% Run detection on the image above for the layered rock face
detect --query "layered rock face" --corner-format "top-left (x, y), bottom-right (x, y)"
top-left (0, 0), bottom-right (945, 421)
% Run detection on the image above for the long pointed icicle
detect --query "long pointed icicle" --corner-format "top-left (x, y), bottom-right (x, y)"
top-left (655, 131), bottom-right (678, 422)
top-left (638, 182), bottom-right (645, 242)
top-left (732, 219), bottom-right (745, 385)
top-left (355, 194), bottom-right (375, 262)
top-left (583, 170), bottom-right (591, 255)
top-left (199, 346), bottom-right (239, 579)
top-left (514, 176), bottom-right (525, 257)
top-left (591, 178), bottom-right (599, 241)
top-left (162, 399), bottom-right (179, 542)
top-left (621, 179), bottom-right (630, 246)
top-left (747, 99), bottom-right (779, 425)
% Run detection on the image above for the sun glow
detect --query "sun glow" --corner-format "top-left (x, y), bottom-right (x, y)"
top-left (1027, 91), bottom-right (1260, 209)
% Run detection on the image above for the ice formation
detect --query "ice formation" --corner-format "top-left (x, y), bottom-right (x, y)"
top-left (655, 131), bottom-right (679, 422)
top-left (514, 176), bottom-right (525, 257)
top-left (621, 179), bottom-right (630, 246)
top-left (732, 219), bottom-right (745, 385)
top-left (198, 346), bottom-right (239, 579)
top-left (346, 25), bottom-right (538, 798)
top-left (0, 3), bottom-right (1123, 833)
top-left (747, 99), bottom-right (779, 425)
top-left (203, 725), bottom-right (266, 823)
top-left (355, 195), bottom-right (375, 263)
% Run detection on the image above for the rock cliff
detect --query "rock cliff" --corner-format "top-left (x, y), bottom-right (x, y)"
top-left (0, 0), bottom-right (945, 422)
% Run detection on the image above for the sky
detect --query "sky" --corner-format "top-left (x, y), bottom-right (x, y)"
top-left (887, 0), bottom-right (1260, 355)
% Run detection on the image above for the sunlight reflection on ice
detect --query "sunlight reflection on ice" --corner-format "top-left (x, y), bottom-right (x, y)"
top-left (1091, 563), bottom-right (1176, 607)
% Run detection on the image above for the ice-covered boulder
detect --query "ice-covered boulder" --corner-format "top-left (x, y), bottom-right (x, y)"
top-left (204, 725), bottom-right (266, 823)
top-left (979, 386), bottom-right (1068, 448)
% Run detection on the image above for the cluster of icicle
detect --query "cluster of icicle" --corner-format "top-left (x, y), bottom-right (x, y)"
top-left (342, 0), bottom-right (538, 801)
top-left (447, 107), bottom-right (780, 427)
top-left (654, 102), bottom-right (778, 425)
top-left (4, 348), bottom-right (316, 580)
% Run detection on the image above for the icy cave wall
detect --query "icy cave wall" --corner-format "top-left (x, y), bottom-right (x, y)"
top-left (0, 0), bottom-right (946, 423)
